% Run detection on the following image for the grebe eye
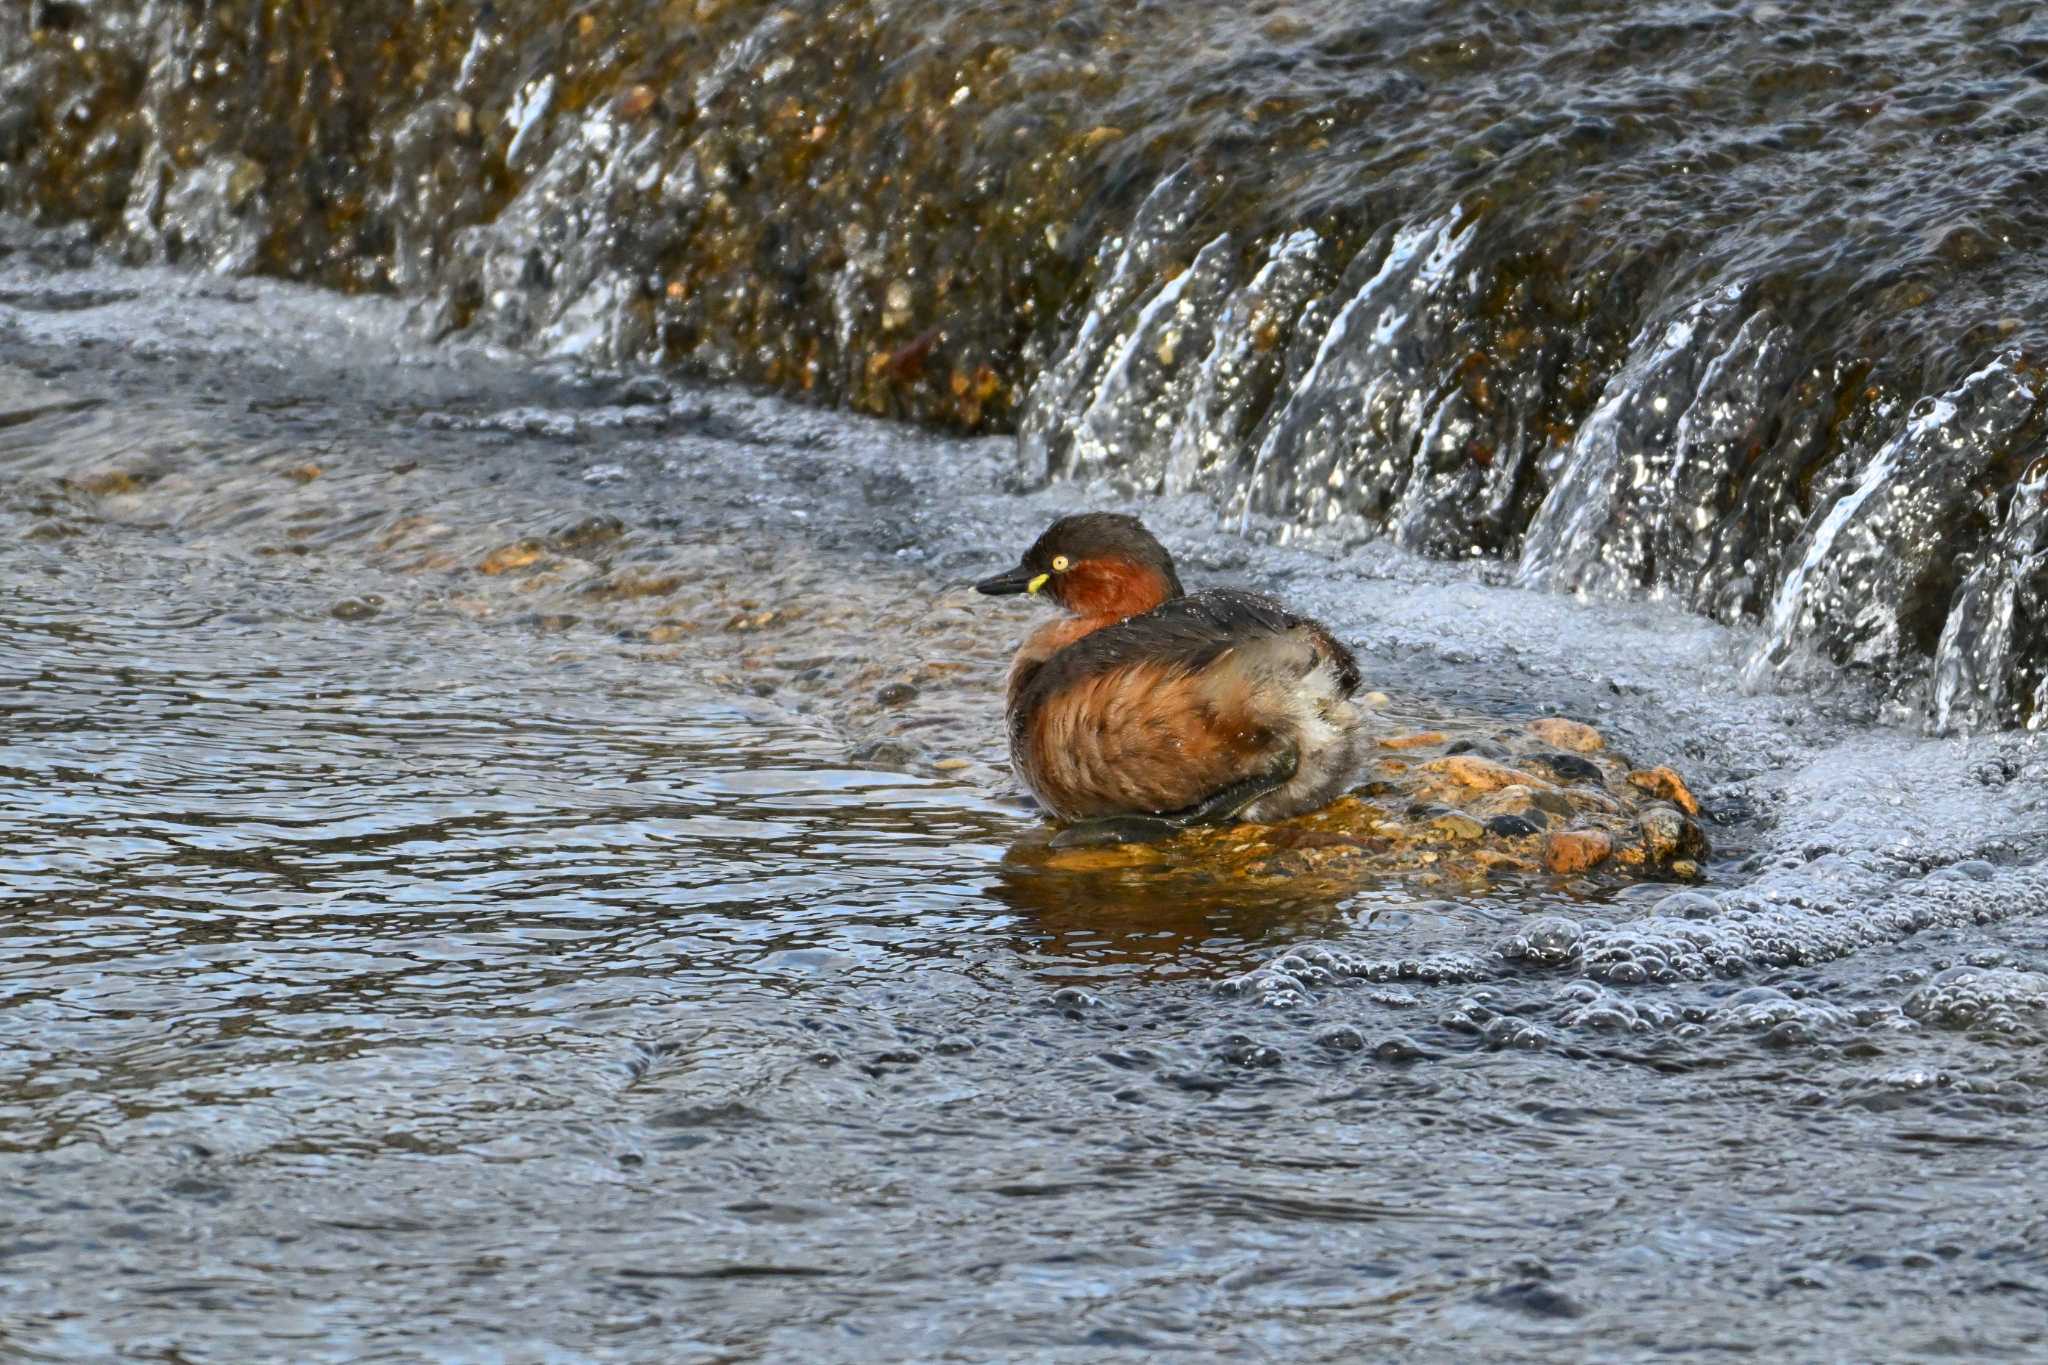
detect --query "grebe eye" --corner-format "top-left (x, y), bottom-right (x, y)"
top-left (1051, 555), bottom-right (1070, 572)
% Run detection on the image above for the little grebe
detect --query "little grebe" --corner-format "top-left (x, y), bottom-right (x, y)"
top-left (975, 513), bottom-right (1368, 844)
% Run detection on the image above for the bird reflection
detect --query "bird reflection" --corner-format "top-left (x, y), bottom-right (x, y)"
top-left (982, 819), bottom-right (1394, 983)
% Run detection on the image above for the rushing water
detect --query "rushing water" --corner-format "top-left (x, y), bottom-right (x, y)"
top-left (2, 228), bottom-right (2048, 1359)
top-left (7, 0), bottom-right (2048, 726)
top-left (6, 1), bottom-right (2048, 1353)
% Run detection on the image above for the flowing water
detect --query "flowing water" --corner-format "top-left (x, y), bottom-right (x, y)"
top-left (9, 0), bottom-right (2048, 725)
top-left (4, 1), bottom-right (2048, 1358)
top-left (2, 227), bottom-right (2047, 1361)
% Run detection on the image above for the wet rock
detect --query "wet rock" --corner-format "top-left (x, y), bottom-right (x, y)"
top-left (1254, 715), bottom-right (1708, 883)
top-left (1528, 717), bottom-right (1604, 752)
top-left (70, 468), bottom-right (148, 497)
top-left (1543, 829), bottom-right (1613, 874)
top-left (875, 681), bottom-right (918, 706)
top-left (1561, 786), bottom-right (1623, 816)
top-left (1637, 806), bottom-right (1703, 862)
top-left (1443, 739), bottom-right (1508, 759)
top-left (1427, 811), bottom-right (1486, 842)
top-left (526, 612), bottom-right (579, 632)
top-left (1627, 765), bottom-right (1701, 815)
top-left (849, 736), bottom-right (925, 770)
top-left (479, 539), bottom-right (545, 575)
top-left (1745, 357), bottom-right (2045, 721)
top-left (550, 514), bottom-right (628, 550)
top-left (587, 569), bottom-right (682, 600)
top-left (1523, 751), bottom-right (1604, 785)
top-left (1519, 787), bottom-right (1580, 821)
top-left (1472, 785), bottom-right (1554, 823)
top-left (1051, 988), bottom-right (1106, 1017)
top-left (1478, 1277), bottom-right (1584, 1320)
top-left (1471, 849), bottom-right (1537, 874)
top-left (1419, 754), bottom-right (1531, 793)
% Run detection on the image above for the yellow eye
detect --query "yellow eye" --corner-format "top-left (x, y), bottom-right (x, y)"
top-left (1051, 555), bottom-right (1070, 572)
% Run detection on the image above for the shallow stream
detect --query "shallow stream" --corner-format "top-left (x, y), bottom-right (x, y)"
top-left (1, 228), bottom-right (2045, 1359)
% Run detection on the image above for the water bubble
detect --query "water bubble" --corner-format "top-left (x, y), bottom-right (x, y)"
top-left (1903, 966), bottom-right (2048, 1035)
top-left (1372, 1036), bottom-right (1430, 1064)
top-left (1314, 1025), bottom-right (1365, 1052)
top-left (1500, 915), bottom-right (1582, 967)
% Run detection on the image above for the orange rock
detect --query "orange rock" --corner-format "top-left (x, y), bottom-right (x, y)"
top-left (1420, 754), bottom-right (1530, 793)
top-left (1379, 730), bottom-right (1448, 750)
top-left (589, 570), bottom-right (682, 600)
top-left (1472, 849), bottom-right (1536, 873)
top-left (1529, 717), bottom-right (1605, 752)
top-left (1627, 765), bottom-right (1701, 816)
top-left (1543, 829), bottom-right (1614, 874)
top-left (478, 539), bottom-right (544, 575)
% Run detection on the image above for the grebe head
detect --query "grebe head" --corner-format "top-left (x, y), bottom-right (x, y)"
top-left (974, 513), bottom-right (1184, 617)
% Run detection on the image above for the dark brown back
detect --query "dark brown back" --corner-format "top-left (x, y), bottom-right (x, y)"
top-left (1010, 589), bottom-right (1360, 737)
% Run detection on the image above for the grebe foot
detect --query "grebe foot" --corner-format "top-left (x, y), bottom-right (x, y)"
top-left (1045, 749), bottom-right (1301, 849)
top-left (1049, 814), bottom-right (1189, 848)
top-left (1176, 746), bottom-right (1300, 825)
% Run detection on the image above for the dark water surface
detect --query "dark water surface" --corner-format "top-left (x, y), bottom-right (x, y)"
top-left (3, 238), bottom-right (2048, 1360)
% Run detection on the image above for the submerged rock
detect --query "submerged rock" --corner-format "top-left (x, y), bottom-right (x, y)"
top-left (1627, 765), bottom-right (1702, 816)
top-left (1543, 830), bottom-right (1614, 876)
top-left (1528, 718), bottom-right (1605, 753)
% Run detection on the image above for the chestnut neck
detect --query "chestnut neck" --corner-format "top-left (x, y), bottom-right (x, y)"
top-left (1058, 558), bottom-right (1176, 622)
